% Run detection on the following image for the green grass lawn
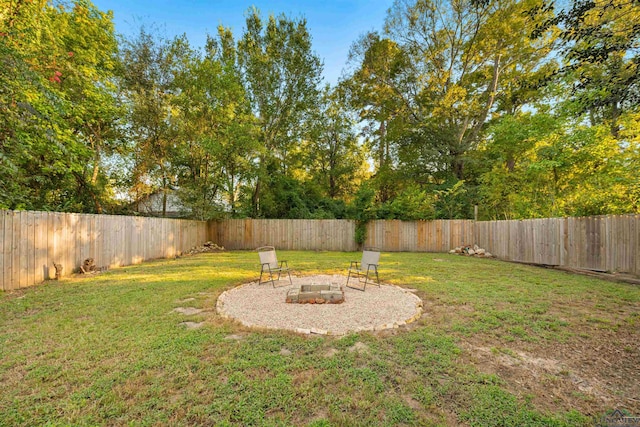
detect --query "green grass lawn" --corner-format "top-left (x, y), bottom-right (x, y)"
top-left (1, 251), bottom-right (638, 426)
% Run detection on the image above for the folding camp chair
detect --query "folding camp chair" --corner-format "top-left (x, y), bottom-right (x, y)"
top-left (257, 246), bottom-right (292, 287)
top-left (346, 247), bottom-right (380, 291)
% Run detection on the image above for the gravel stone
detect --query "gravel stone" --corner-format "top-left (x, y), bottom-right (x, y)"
top-left (216, 274), bottom-right (423, 335)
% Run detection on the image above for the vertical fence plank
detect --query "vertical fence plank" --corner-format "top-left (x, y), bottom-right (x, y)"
top-left (18, 211), bottom-right (30, 288)
top-left (26, 212), bottom-right (35, 287)
top-left (5, 211), bottom-right (15, 290)
top-left (33, 212), bottom-right (44, 284)
top-left (0, 211), bottom-right (4, 290)
top-left (12, 211), bottom-right (22, 289)
top-left (1, 211), bottom-right (9, 291)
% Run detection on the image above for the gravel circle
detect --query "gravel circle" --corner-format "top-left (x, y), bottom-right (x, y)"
top-left (216, 274), bottom-right (423, 335)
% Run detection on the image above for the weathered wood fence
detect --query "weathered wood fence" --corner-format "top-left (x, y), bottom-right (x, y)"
top-left (475, 215), bottom-right (640, 275)
top-left (2, 212), bottom-right (638, 291)
top-left (0, 210), bottom-right (207, 291)
top-left (365, 220), bottom-right (474, 252)
top-left (208, 219), bottom-right (475, 253)
top-left (209, 219), bottom-right (358, 251)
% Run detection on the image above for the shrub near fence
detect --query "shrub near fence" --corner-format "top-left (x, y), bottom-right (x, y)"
top-left (0, 210), bottom-right (207, 291)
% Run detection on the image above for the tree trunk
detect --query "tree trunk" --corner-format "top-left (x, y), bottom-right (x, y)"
top-left (91, 138), bottom-right (100, 185)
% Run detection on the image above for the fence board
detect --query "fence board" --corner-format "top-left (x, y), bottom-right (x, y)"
top-left (12, 211), bottom-right (21, 289)
top-left (4, 211), bottom-right (15, 289)
top-left (0, 212), bottom-right (4, 290)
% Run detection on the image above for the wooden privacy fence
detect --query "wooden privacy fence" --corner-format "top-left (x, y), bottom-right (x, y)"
top-left (2, 212), bottom-right (638, 291)
top-left (209, 219), bottom-right (475, 252)
top-left (365, 220), bottom-right (474, 252)
top-left (209, 219), bottom-right (358, 251)
top-left (0, 210), bottom-right (207, 291)
top-left (475, 215), bottom-right (640, 276)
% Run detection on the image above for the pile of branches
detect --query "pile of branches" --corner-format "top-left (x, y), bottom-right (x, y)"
top-left (185, 241), bottom-right (225, 255)
top-left (449, 244), bottom-right (493, 258)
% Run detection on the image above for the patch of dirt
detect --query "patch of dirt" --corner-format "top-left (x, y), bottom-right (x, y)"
top-left (458, 324), bottom-right (639, 417)
top-left (279, 348), bottom-right (292, 356)
top-left (223, 334), bottom-right (245, 341)
top-left (323, 348), bottom-right (339, 358)
top-left (348, 342), bottom-right (369, 353)
top-left (423, 293), bottom-right (640, 417)
top-left (403, 394), bottom-right (423, 410)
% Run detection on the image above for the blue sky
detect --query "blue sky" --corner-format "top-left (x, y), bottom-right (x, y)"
top-left (91, 0), bottom-right (394, 85)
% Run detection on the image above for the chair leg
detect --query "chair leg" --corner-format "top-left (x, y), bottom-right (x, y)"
top-left (347, 271), bottom-right (366, 291)
top-left (259, 266), bottom-right (265, 286)
top-left (268, 266), bottom-right (276, 287)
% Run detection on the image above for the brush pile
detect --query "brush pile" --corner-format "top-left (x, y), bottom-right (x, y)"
top-left (449, 244), bottom-right (493, 258)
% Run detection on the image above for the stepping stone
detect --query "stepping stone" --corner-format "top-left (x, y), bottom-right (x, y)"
top-left (279, 348), bottom-right (292, 356)
top-left (172, 307), bottom-right (204, 315)
top-left (180, 321), bottom-right (204, 329)
top-left (224, 334), bottom-right (245, 341)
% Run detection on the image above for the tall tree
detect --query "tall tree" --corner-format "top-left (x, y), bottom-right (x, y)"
top-left (388, 0), bottom-right (555, 178)
top-left (237, 8), bottom-right (323, 216)
top-left (171, 29), bottom-right (258, 219)
top-left (119, 28), bottom-right (178, 216)
top-left (303, 86), bottom-right (368, 200)
top-left (50, 0), bottom-right (122, 212)
top-left (345, 33), bottom-right (409, 203)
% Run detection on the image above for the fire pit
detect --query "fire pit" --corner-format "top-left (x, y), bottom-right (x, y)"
top-left (286, 283), bottom-right (344, 304)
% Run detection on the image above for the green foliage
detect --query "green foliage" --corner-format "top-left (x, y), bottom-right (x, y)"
top-left (237, 8), bottom-right (323, 217)
top-left (478, 110), bottom-right (640, 219)
top-left (347, 184), bottom-right (377, 244)
top-left (0, 0), bottom-right (120, 212)
top-left (530, 0), bottom-right (640, 134)
top-left (1, 0), bottom-right (637, 220)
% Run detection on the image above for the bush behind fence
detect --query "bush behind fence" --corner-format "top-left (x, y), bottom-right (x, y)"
top-left (1, 211), bottom-right (638, 290)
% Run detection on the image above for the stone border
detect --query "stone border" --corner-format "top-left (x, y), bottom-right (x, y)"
top-left (216, 275), bottom-right (423, 336)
